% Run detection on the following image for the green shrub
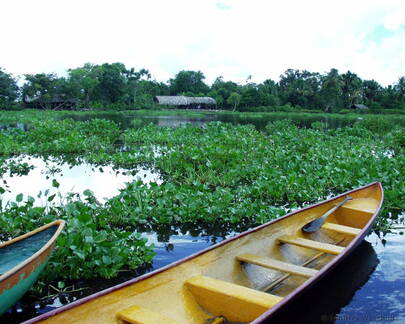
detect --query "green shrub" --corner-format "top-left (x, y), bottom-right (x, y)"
top-left (387, 127), bottom-right (405, 149)
top-left (311, 121), bottom-right (328, 130)
top-left (354, 118), bottom-right (392, 134)
top-left (0, 188), bottom-right (155, 282)
top-left (265, 119), bottom-right (298, 134)
top-left (274, 104), bottom-right (299, 112)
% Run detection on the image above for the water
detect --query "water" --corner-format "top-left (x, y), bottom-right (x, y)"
top-left (268, 231), bottom-right (405, 324)
top-left (335, 232), bottom-right (405, 324)
top-left (0, 123), bottom-right (30, 132)
top-left (1, 226), bottom-right (404, 323)
top-left (2, 111), bottom-right (403, 135)
top-left (0, 156), bottom-right (162, 206)
top-left (60, 111), bottom-right (405, 130)
top-left (1, 112), bottom-right (404, 322)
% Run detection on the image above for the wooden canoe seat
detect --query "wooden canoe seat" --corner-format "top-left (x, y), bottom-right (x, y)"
top-left (339, 199), bottom-right (377, 214)
top-left (321, 222), bottom-right (361, 236)
top-left (116, 305), bottom-right (180, 324)
top-left (237, 254), bottom-right (318, 277)
top-left (185, 275), bottom-right (283, 323)
top-left (340, 205), bottom-right (373, 214)
top-left (278, 235), bottom-right (344, 255)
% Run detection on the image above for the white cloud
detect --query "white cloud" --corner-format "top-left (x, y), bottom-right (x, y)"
top-left (0, 0), bottom-right (404, 86)
top-left (383, 7), bottom-right (405, 30)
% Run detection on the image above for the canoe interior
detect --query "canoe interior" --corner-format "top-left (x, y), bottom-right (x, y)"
top-left (31, 183), bottom-right (382, 324)
top-left (0, 227), bottom-right (57, 276)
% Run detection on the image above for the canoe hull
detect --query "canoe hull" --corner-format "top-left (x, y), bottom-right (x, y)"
top-left (0, 256), bottom-right (49, 314)
top-left (23, 183), bottom-right (383, 324)
top-left (0, 220), bottom-right (65, 315)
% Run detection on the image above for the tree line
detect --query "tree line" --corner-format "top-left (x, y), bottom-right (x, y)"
top-left (0, 63), bottom-right (404, 113)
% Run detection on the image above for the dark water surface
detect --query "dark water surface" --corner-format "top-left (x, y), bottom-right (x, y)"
top-left (1, 111), bottom-right (404, 133)
top-left (60, 111), bottom-right (405, 130)
top-left (2, 226), bottom-right (404, 323)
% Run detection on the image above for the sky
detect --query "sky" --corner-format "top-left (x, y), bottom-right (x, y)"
top-left (0, 0), bottom-right (404, 86)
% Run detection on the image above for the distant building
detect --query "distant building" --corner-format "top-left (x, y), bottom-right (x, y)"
top-left (24, 95), bottom-right (78, 110)
top-left (154, 96), bottom-right (216, 109)
top-left (350, 103), bottom-right (369, 110)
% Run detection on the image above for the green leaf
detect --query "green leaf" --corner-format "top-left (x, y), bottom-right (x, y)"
top-left (76, 251), bottom-right (86, 260)
top-left (102, 255), bottom-right (112, 265)
top-left (77, 212), bottom-right (92, 224)
top-left (84, 235), bottom-right (94, 244)
top-left (83, 189), bottom-right (93, 197)
top-left (16, 193), bottom-right (23, 202)
top-left (52, 179), bottom-right (60, 188)
top-left (95, 232), bottom-right (108, 243)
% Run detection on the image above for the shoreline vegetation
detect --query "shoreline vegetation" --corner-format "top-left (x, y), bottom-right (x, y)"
top-left (0, 108), bottom-right (404, 126)
top-left (1, 65), bottom-right (404, 114)
top-left (0, 109), bottom-right (404, 309)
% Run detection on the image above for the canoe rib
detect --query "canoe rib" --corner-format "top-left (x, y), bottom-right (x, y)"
top-left (261, 237), bottom-right (344, 292)
top-left (321, 222), bottom-right (361, 236)
top-left (237, 254), bottom-right (318, 277)
top-left (185, 275), bottom-right (283, 323)
top-left (278, 236), bottom-right (345, 255)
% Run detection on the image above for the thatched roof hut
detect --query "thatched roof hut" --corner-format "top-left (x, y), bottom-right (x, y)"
top-left (155, 96), bottom-right (216, 109)
top-left (24, 95), bottom-right (78, 110)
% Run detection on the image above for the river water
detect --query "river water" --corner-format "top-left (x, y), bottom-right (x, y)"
top-left (59, 111), bottom-right (377, 130)
top-left (0, 156), bottom-right (161, 206)
top-left (2, 225), bottom-right (404, 323)
top-left (55, 110), bottom-right (405, 131)
top-left (0, 111), bottom-right (404, 323)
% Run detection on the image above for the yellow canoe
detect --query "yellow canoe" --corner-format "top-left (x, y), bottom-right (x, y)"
top-left (24, 182), bottom-right (383, 324)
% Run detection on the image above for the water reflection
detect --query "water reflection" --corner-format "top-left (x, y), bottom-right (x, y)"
top-left (1, 222), bottom-right (404, 323)
top-left (60, 111), bottom-right (405, 131)
top-left (0, 156), bottom-right (162, 205)
top-left (146, 115), bottom-right (217, 128)
top-left (335, 232), bottom-right (405, 324)
top-left (147, 227), bottom-right (404, 324)
top-left (269, 239), bottom-right (380, 323)
top-left (0, 123), bottom-right (30, 131)
top-left (2, 112), bottom-right (405, 134)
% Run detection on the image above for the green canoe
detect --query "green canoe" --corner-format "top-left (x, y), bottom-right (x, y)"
top-left (0, 220), bottom-right (65, 315)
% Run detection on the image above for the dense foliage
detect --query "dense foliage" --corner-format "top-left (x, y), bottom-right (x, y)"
top-left (0, 68), bottom-right (18, 109)
top-left (0, 112), bottom-right (403, 292)
top-left (0, 64), bottom-right (404, 113)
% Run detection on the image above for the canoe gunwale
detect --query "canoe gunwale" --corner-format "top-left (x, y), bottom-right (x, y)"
top-left (0, 220), bottom-right (65, 283)
top-left (21, 182), bottom-right (383, 324)
top-left (253, 181), bottom-right (383, 323)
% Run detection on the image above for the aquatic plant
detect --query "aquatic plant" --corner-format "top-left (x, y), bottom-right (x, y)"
top-left (0, 111), bottom-right (403, 290)
top-left (0, 187), bottom-right (155, 281)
